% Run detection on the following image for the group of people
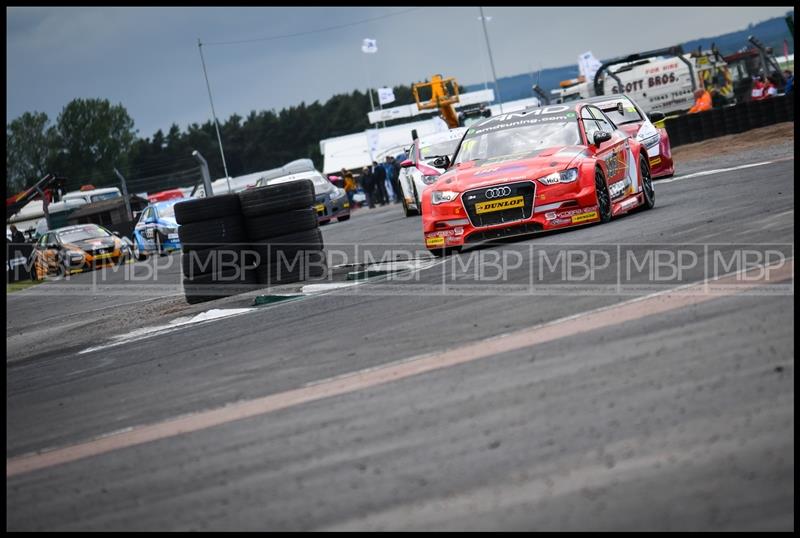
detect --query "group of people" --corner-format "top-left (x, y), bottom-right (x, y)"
top-left (689, 69), bottom-right (794, 114)
top-left (339, 155), bottom-right (405, 210)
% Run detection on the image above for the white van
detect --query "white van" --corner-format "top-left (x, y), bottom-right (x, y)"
top-left (556, 52), bottom-right (733, 115)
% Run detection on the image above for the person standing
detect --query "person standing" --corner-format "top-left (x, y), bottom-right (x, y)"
top-left (389, 156), bottom-right (403, 204)
top-left (383, 157), bottom-right (398, 204)
top-left (783, 70), bottom-right (793, 96)
top-left (372, 161), bottom-right (388, 206)
top-left (341, 168), bottom-right (357, 207)
top-left (9, 224), bottom-right (25, 244)
top-left (359, 167), bottom-right (375, 209)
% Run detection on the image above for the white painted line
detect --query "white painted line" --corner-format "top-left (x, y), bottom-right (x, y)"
top-left (657, 158), bottom-right (792, 185)
top-left (301, 282), bottom-right (361, 293)
top-left (78, 308), bottom-right (254, 355)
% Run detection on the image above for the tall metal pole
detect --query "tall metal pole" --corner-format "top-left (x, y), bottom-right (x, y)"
top-left (476, 12), bottom-right (490, 91)
top-left (479, 7), bottom-right (503, 114)
top-left (198, 39), bottom-right (232, 193)
top-left (113, 168), bottom-right (133, 222)
top-left (192, 150), bottom-right (214, 197)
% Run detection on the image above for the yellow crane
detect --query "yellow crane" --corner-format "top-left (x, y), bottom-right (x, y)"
top-left (412, 74), bottom-right (461, 129)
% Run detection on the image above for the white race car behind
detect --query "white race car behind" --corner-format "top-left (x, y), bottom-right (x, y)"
top-left (398, 127), bottom-right (467, 217)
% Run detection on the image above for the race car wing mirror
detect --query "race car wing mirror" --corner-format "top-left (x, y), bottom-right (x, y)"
top-left (431, 156), bottom-right (450, 169)
top-left (400, 159), bottom-right (413, 168)
top-left (593, 131), bottom-right (612, 146)
top-left (648, 111), bottom-right (666, 123)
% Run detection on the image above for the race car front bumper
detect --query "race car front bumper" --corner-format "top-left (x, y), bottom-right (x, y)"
top-left (422, 180), bottom-right (601, 250)
top-left (314, 195), bottom-right (351, 223)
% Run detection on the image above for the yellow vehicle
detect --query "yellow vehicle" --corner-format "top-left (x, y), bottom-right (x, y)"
top-left (412, 74), bottom-right (461, 129)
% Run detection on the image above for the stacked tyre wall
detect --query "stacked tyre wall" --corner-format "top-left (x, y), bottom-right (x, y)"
top-left (176, 194), bottom-right (255, 304)
top-left (238, 179), bottom-right (326, 286)
top-left (664, 94), bottom-right (794, 147)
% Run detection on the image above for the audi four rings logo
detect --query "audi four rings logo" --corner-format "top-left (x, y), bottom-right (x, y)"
top-left (485, 186), bottom-right (512, 199)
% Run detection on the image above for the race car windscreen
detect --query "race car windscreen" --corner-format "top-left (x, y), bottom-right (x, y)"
top-left (454, 117), bottom-right (581, 164)
top-left (420, 139), bottom-right (462, 162)
top-left (598, 99), bottom-right (643, 125)
top-left (57, 225), bottom-right (111, 243)
top-left (156, 203), bottom-right (176, 219)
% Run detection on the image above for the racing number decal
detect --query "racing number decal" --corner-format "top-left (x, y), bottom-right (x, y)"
top-left (604, 145), bottom-right (627, 182)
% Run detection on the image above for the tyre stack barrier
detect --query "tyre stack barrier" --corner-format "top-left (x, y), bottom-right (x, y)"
top-left (663, 94), bottom-right (794, 148)
top-left (237, 179), bottom-right (326, 286)
top-left (175, 194), bottom-right (255, 304)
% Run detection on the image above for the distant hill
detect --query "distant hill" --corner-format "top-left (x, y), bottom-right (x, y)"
top-left (465, 11), bottom-right (794, 103)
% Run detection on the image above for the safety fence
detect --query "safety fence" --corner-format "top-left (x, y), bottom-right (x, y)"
top-left (663, 94), bottom-right (795, 147)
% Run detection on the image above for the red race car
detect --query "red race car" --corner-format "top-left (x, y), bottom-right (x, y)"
top-left (581, 94), bottom-right (675, 178)
top-left (421, 101), bottom-right (655, 255)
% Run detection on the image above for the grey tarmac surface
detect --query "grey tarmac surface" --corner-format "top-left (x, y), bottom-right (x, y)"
top-left (6, 134), bottom-right (795, 530)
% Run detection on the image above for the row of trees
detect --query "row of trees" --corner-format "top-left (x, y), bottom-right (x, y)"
top-left (7, 82), bottom-right (439, 194)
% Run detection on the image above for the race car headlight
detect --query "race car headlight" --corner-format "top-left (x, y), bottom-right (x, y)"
top-left (161, 226), bottom-right (177, 235)
top-left (422, 175), bottom-right (439, 185)
top-left (538, 168), bottom-right (579, 185)
top-left (638, 133), bottom-right (660, 149)
top-left (431, 191), bottom-right (459, 205)
top-left (330, 188), bottom-right (346, 200)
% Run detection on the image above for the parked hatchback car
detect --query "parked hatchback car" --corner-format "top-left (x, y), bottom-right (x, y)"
top-left (256, 169), bottom-right (350, 224)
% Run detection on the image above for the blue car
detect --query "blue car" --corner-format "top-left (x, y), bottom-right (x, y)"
top-left (132, 200), bottom-right (181, 260)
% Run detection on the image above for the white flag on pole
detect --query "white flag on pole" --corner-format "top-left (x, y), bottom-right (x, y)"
top-left (377, 87), bottom-right (395, 105)
top-left (362, 38), bottom-right (378, 54)
top-left (366, 129), bottom-right (380, 153)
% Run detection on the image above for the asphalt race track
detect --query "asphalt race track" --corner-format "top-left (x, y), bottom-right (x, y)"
top-left (6, 140), bottom-right (794, 530)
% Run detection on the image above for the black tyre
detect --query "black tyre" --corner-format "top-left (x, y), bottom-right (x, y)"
top-left (238, 180), bottom-right (315, 218)
top-left (595, 168), bottom-right (612, 223)
top-left (174, 194), bottom-right (241, 225)
top-left (181, 246), bottom-right (255, 278)
top-left (337, 215), bottom-right (350, 222)
top-left (178, 216), bottom-right (246, 252)
top-left (255, 256), bottom-right (327, 285)
top-left (640, 154), bottom-right (655, 210)
top-left (414, 184), bottom-right (422, 216)
top-left (155, 231), bottom-right (166, 256)
top-left (402, 191), bottom-right (418, 217)
top-left (245, 208), bottom-right (318, 241)
top-left (133, 238), bottom-right (146, 261)
top-left (250, 228), bottom-right (324, 263)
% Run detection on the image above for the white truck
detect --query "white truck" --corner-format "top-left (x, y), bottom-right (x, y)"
top-left (554, 46), bottom-right (734, 115)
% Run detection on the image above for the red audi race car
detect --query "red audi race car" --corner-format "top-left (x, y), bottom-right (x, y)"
top-left (420, 101), bottom-right (655, 255)
top-left (580, 94), bottom-right (675, 178)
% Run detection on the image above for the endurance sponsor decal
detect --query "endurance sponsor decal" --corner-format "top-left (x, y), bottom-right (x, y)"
top-left (469, 106), bottom-right (576, 136)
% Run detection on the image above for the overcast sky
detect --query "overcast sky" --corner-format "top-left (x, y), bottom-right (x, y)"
top-left (6, 6), bottom-right (792, 138)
